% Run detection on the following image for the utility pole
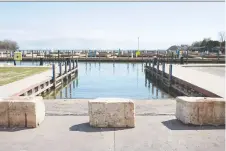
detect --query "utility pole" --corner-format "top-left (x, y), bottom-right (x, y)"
top-left (136, 37), bottom-right (140, 58)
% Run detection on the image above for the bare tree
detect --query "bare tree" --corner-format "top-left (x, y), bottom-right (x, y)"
top-left (0, 39), bottom-right (19, 51)
top-left (219, 31), bottom-right (225, 43)
top-left (219, 32), bottom-right (225, 50)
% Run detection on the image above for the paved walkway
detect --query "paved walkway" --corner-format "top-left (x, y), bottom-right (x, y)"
top-left (44, 99), bottom-right (176, 116)
top-left (0, 99), bottom-right (224, 151)
top-left (0, 65), bottom-right (68, 98)
top-left (155, 64), bottom-right (225, 98)
top-left (185, 66), bottom-right (225, 78)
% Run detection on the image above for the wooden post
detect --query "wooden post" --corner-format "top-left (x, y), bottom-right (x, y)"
top-left (156, 61), bottom-right (159, 79)
top-left (58, 50), bottom-right (60, 62)
top-left (152, 60), bottom-right (154, 76)
top-left (35, 50), bottom-right (38, 62)
top-left (45, 51), bottom-right (47, 60)
top-left (6, 50), bottom-right (8, 62)
top-left (72, 59), bottom-right (75, 69)
top-left (162, 62), bottom-right (165, 78)
top-left (157, 61), bottom-right (159, 71)
top-left (32, 50), bottom-right (34, 63)
top-left (69, 59), bottom-right (72, 71)
top-left (59, 62), bottom-right (62, 76)
top-left (157, 51), bottom-right (159, 60)
top-left (52, 64), bottom-right (56, 88)
top-left (76, 59), bottom-right (78, 67)
top-left (167, 53), bottom-right (168, 64)
top-left (65, 61), bottom-right (67, 74)
top-left (169, 64), bottom-right (172, 85)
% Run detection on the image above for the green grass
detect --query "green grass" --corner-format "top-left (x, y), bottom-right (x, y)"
top-left (0, 67), bottom-right (49, 86)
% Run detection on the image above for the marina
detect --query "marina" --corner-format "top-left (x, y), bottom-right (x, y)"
top-left (0, 50), bottom-right (225, 64)
top-left (0, 60), bottom-right (225, 99)
top-left (0, 2), bottom-right (225, 151)
top-left (0, 61), bottom-right (171, 99)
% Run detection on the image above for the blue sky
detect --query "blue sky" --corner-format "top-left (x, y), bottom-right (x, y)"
top-left (0, 2), bottom-right (224, 50)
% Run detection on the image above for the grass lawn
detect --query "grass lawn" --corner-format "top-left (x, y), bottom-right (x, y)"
top-left (0, 67), bottom-right (50, 86)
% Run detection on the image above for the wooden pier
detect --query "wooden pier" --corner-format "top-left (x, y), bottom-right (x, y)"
top-left (11, 60), bottom-right (78, 97)
top-left (0, 56), bottom-right (225, 63)
top-left (144, 61), bottom-right (225, 98)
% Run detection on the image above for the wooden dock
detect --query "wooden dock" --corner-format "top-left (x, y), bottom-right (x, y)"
top-left (144, 61), bottom-right (225, 98)
top-left (0, 60), bottom-right (78, 98)
top-left (0, 56), bottom-right (225, 64)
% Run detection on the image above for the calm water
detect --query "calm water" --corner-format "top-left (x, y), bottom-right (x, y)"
top-left (48, 62), bottom-right (171, 99)
top-left (0, 61), bottom-right (171, 99)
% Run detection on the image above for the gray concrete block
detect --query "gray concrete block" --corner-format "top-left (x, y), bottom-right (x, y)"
top-left (0, 96), bottom-right (45, 128)
top-left (176, 96), bottom-right (225, 126)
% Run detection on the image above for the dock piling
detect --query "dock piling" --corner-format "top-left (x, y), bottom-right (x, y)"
top-left (52, 64), bottom-right (56, 88)
top-left (59, 62), bottom-right (62, 76)
top-left (157, 61), bottom-right (159, 72)
top-left (65, 61), bottom-right (67, 74)
top-left (58, 50), bottom-right (60, 62)
top-left (32, 50), bottom-right (34, 63)
top-left (72, 59), bottom-right (75, 69)
top-left (162, 62), bottom-right (165, 78)
top-left (169, 64), bottom-right (173, 85)
top-left (69, 59), bottom-right (72, 71)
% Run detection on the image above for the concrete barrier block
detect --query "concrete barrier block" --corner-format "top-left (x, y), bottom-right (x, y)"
top-left (0, 96), bottom-right (45, 128)
top-left (0, 99), bottom-right (9, 127)
top-left (176, 97), bottom-right (225, 126)
top-left (89, 98), bottom-right (135, 128)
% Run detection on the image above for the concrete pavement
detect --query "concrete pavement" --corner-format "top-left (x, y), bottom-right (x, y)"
top-left (0, 99), bottom-right (224, 151)
top-left (0, 116), bottom-right (224, 151)
top-left (155, 64), bottom-right (225, 98)
top-left (44, 99), bottom-right (176, 116)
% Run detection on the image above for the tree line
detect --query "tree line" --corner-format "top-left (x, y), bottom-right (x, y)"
top-left (0, 40), bottom-right (19, 51)
top-left (191, 32), bottom-right (225, 51)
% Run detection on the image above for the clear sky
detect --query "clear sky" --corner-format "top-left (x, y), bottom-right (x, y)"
top-left (0, 2), bottom-right (224, 50)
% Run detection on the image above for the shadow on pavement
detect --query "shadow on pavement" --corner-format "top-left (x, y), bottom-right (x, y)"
top-left (162, 119), bottom-right (225, 130)
top-left (69, 122), bottom-right (133, 132)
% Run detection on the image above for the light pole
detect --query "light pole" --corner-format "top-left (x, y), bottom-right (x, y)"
top-left (136, 37), bottom-right (140, 58)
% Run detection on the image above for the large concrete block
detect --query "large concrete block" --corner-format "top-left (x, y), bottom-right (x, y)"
top-left (0, 96), bottom-right (45, 128)
top-left (89, 98), bottom-right (135, 128)
top-left (0, 98), bottom-right (8, 127)
top-left (176, 96), bottom-right (225, 126)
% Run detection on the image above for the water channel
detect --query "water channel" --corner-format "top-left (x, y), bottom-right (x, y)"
top-left (1, 61), bottom-right (172, 99)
